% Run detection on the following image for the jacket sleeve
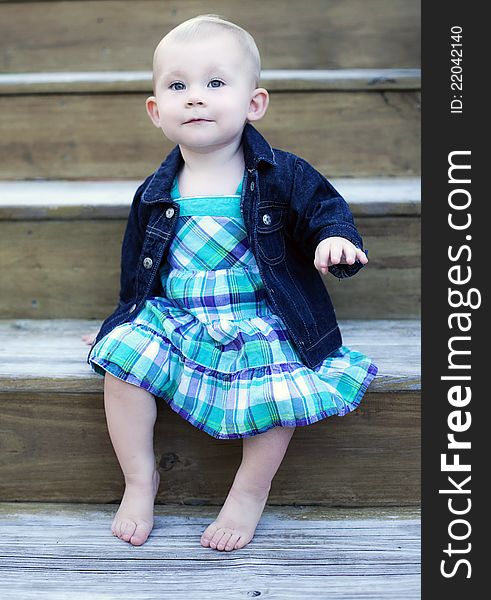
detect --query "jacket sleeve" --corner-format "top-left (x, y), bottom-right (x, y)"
top-left (117, 176), bottom-right (153, 306)
top-left (289, 156), bottom-right (368, 279)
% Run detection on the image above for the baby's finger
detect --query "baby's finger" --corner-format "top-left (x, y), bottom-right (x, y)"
top-left (328, 243), bottom-right (342, 266)
top-left (342, 245), bottom-right (357, 265)
top-left (356, 248), bottom-right (369, 264)
top-left (314, 249), bottom-right (329, 274)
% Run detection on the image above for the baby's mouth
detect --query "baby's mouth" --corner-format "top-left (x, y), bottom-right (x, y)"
top-left (184, 118), bottom-right (213, 124)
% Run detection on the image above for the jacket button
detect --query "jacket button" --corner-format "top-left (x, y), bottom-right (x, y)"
top-left (250, 181), bottom-right (255, 191)
top-left (166, 207), bottom-right (175, 218)
top-left (129, 303), bottom-right (137, 313)
top-left (262, 213), bottom-right (272, 225)
top-left (143, 257), bottom-right (153, 269)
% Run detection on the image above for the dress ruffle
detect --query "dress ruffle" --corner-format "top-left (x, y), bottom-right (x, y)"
top-left (90, 297), bottom-right (378, 439)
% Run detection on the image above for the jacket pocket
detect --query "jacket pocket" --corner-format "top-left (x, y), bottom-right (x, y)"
top-left (256, 207), bottom-right (287, 265)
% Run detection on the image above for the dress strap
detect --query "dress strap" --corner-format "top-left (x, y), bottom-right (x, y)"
top-left (177, 197), bottom-right (243, 218)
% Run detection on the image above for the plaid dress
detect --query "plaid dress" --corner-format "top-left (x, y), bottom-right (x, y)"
top-left (89, 175), bottom-right (378, 439)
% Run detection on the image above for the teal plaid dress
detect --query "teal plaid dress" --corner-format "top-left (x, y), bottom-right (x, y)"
top-left (89, 175), bottom-right (378, 439)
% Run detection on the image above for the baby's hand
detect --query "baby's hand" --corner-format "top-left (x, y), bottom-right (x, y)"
top-left (81, 331), bottom-right (98, 347)
top-left (314, 236), bottom-right (368, 275)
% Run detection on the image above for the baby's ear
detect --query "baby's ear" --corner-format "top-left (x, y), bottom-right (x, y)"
top-left (247, 88), bottom-right (269, 122)
top-left (145, 96), bottom-right (161, 128)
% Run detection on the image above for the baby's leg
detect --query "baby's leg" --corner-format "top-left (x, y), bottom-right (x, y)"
top-left (104, 372), bottom-right (160, 546)
top-left (201, 425), bottom-right (296, 551)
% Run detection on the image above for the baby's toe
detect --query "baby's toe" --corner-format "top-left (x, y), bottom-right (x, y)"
top-left (130, 523), bottom-right (151, 546)
top-left (224, 533), bottom-right (241, 551)
top-left (210, 528), bottom-right (227, 549)
top-left (200, 522), bottom-right (218, 547)
top-left (234, 533), bottom-right (253, 550)
top-left (216, 530), bottom-right (233, 551)
top-left (120, 519), bottom-right (137, 542)
top-left (115, 520), bottom-right (124, 538)
top-left (111, 516), bottom-right (121, 537)
top-left (115, 518), bottom-right (127, 538)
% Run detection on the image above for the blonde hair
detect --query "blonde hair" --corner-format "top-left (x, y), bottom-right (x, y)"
top-left (152, 14), bottom-right (261, 93)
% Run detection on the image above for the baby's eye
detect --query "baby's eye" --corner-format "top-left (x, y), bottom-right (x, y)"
top-left (169, 82), bottom-right (185, 91)
top-left (208, 79), bottom-right (225, 88)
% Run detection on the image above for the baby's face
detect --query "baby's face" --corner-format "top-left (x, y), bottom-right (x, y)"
top-left (146, 33), bottom-right (265, 152)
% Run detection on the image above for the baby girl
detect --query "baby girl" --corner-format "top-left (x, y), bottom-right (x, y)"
top-left (83, 14), bottom-right (377, 552)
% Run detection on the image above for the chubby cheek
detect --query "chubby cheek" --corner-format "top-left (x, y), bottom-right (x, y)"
top-left (219, 98), bottom-right (249, 125)
top-left (155, 113), bottom-right (181, 143)
top-left (159, 122), bottom-right (181, 144)
top-left (158, 105), bottom-right (181, 131)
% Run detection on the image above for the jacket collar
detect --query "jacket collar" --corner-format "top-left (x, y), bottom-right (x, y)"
top-left (242, 121), bottom-right (277, 170)
top-left (141, 122), bottom-right (276, 204)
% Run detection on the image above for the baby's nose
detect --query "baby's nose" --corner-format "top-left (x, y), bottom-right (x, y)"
top-left (186, 97), bottom-right (205, 106)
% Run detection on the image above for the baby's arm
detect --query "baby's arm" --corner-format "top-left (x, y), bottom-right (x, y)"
top-left (288, 156), bottom-right (367, 279)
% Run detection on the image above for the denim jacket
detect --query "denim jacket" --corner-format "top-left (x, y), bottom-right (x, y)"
top-left (87, 122), bottom-right (367, 370)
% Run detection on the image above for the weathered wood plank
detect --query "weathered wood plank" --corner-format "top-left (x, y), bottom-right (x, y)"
top-left (0, 502), bottom-right (421, 520)
top-left (0, 216), bottom-right (420, 319)
top-left (0, 318), bottom-right (420, 508)
top-left (0, 575), bottom-right (421, 600)
top-left (0, 69), bottom-right (421, 94)
top-left (0, 91), bottom-right (421, 178)
top-left (0, 177), bottom-right (421, 219)
top-left (0, 319), bottom-right (420, 392)
top-left (0, 386), bottom-right (420, 505)
top-left (1, 0), bottom-right (421, 72)
top-left (0, 503), bottom-right (420, 600)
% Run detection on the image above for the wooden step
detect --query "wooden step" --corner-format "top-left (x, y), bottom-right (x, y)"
top-left (0, 70), bottom-right (420, 178)
top-left (0, 502), bottom-right (421, 600)
top-left (2, 0), bottom-right (421, 72)
top-left (0, 318), bottom-right (420, 506)
top-left (0, 178), bottom-right (420, 320)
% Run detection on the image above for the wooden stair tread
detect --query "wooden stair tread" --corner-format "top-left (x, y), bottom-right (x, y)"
top-left (0, 503), bottom-right (420, 600)
top-left (0, 177), bottom-right (421, 220)
top-left (0, 318), bottom-right (420, 393)
top-left (0, 68), bottom-right (421, 94)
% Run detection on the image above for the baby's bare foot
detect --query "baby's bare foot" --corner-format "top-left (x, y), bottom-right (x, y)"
top-left (200, 482), bottom-right (271, 551)
top-left (111, 469), bottom-right (160, 546)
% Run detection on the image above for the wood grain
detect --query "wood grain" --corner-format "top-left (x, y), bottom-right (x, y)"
top-left (1, 0), bottom-right (421, 72)
top-left (0, 390), bottom-right (419, 505)
top-left (0, 504), bottom-right (420, 599)
top-left (0, 91), bottom-right (421, 179)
